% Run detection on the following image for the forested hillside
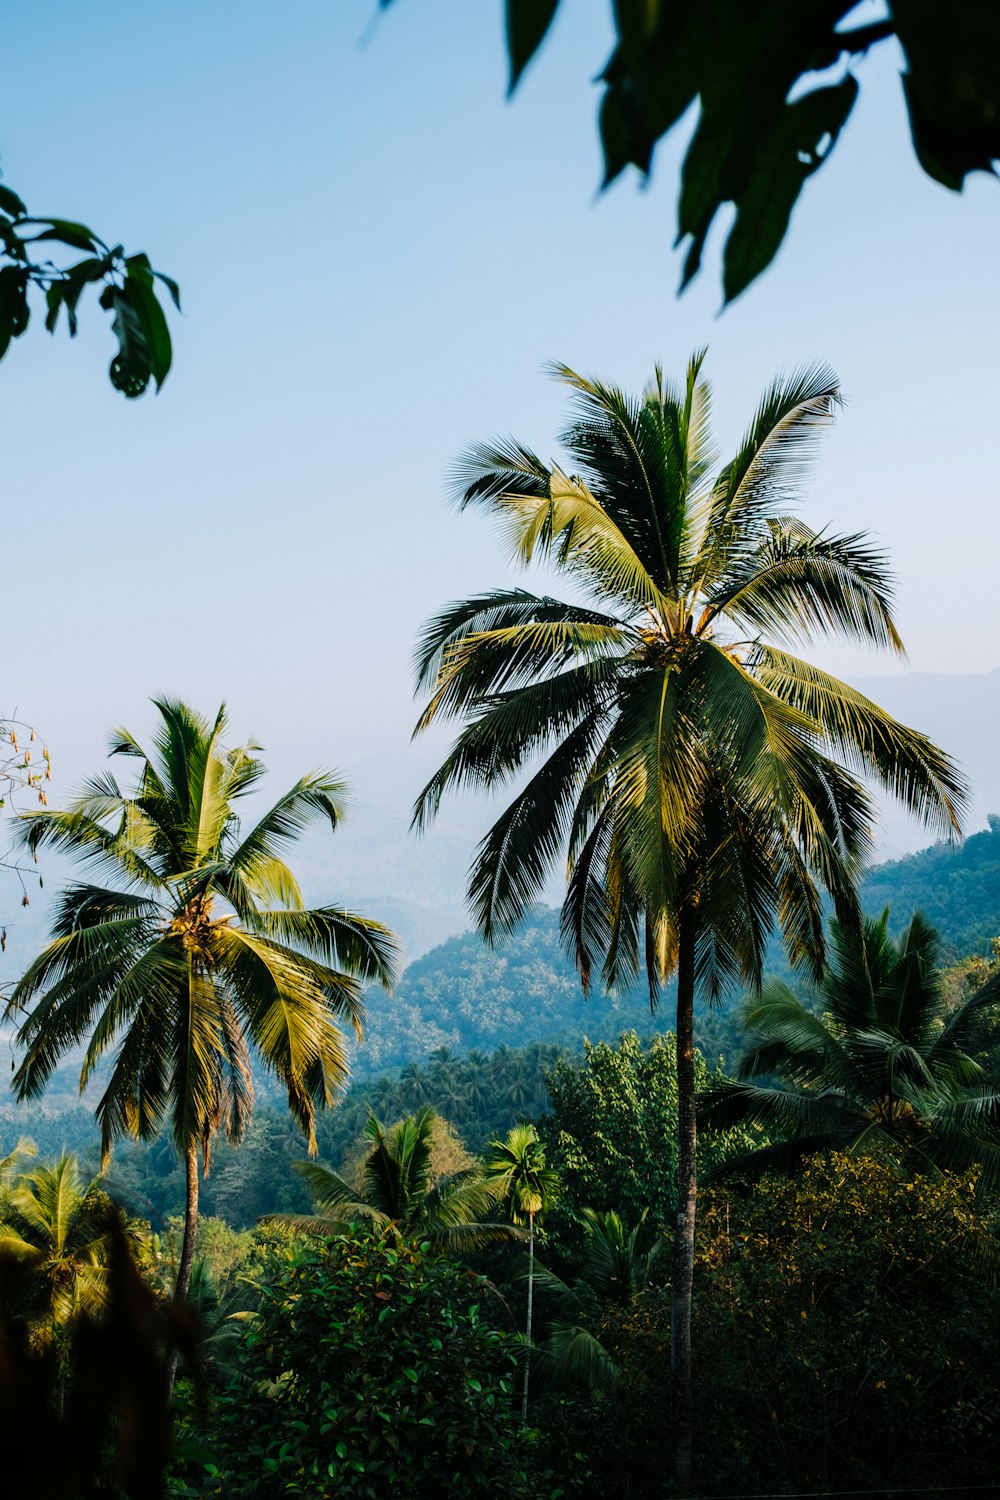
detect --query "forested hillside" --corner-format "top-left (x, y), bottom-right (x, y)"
top-left (354, 825), bottom-right (1000, 1073)
top-left (862, 824), bottom-right (1000, 958)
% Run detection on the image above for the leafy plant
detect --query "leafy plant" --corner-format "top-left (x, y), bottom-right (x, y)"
top-left (204, 1231), bottom-right (538, 1498)
top-left (484, 1123), bottom-right (558, 1418)
top-left (277, 1106), bottom-right (517, 1252)
top-left (541, 1032), bottom-right (759, 1253)
top-left (0, 177), bottom-right (178, 395)
top-left (553, 1155), bottom-right (1000, 1497)
top-left (701, 910), bottom-right (1000, 1185)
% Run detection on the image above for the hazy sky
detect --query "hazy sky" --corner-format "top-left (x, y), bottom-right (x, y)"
top-left (3, 0), bottom-right (999, 802)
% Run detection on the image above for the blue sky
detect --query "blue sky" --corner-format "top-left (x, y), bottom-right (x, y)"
top-left (2, 0), bottom-right (999, 805)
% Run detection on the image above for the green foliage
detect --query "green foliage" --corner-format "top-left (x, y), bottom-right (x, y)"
top-left (400, 1), bottom-right (1000, 302)
top-left (702, 911), bottom-right (1000, 1186)
top-left (864, 824), bottom-right (1000, 959)
top-left (541, 1032), bottom-right (761, 1249)
top-left (0, 1150), bottom-right (143, 1356)
top-left (0, 1157), bottom-right (181, 1500)
top-left (277, 1108), bottom-right (517, 1253)
top-left (546, 1155), bottom-right (1000, 1496)
top-left (203, 1231), bottom-right (538, 1498)
top-left (0, 176), bottom-right (178, 394)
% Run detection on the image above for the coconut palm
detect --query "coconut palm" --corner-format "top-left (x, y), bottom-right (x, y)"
top-left (484, 1122), bottom-right (558, 1420)
top-left (2, 700), bottom-right (399, 1345)
top-left (701, 910), bottom-right (1000, 1184)
top-left (278, 1106), bottom-right (518, 1251)
top-left (412, 355), bottom-right (965, 1489)
top-left (0, 1154), bottom-right (129, 1351)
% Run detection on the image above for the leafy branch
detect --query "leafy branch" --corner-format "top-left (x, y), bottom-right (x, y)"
top-left (0, 177), bottom-right (179, 396)
top-left (388, 1), bottom-right (1000, 303)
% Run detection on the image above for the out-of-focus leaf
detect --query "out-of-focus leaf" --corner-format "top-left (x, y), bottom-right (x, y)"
top-left (481, 0), bottom-right (1000, 299)
top-left (0, 185), bottom-right (27, 218)
top-left (21, 219), bottom-right (102, 254)
top-left (721, 76), bottom-right (859, 303)
top-left (107, 288), bottom-right (152, 398)
top-left (0, 267), bottom-right (29, 360)
top-left (124, 269), bottom-right (173, 388)
top-left (505, 0), bottom-right (560, 92)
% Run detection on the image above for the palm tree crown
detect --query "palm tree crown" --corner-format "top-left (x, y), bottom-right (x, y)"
top-left (0, 1154), bottom-right (133, 1347)
top-left (5, 700), bottom-right (398, 1163)
top-left (701, 910), bottom-right (1000, 1186)
top-left (280, 1107), bottom-right (517, 1252)
top-left (413, 355), bottom-right (965, 997)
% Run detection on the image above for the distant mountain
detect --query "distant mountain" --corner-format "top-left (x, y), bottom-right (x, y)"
top-left (353, 825), bottom-right (1000, 1074)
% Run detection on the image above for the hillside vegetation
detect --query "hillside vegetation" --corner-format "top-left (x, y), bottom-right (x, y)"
top-left (356, 826), bottom-right (1000, 1073)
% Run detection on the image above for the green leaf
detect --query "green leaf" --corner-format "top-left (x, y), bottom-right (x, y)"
top-left (0, 184), bottom-right (27, 218)
top-left (505, 0), bottom-right (560, 93)
top-left (0, 266), bottom-right (29, 360)
top-left (154, 270), bottom-right (182, 310)
top-left (107, 287), bottom-right (152, 398)
top-left (123, 268), bottom-right (173, 388)
top-left (722, 76), bottom-right (859, 303)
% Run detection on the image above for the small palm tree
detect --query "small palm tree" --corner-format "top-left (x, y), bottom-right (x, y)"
top-left (484, 1123), bottom-right (558, 1420)
top-left (701, 911), bottom-right (1000, 1184)
top-left (277, 1107), bottom-right (517, 1251)
top-left (0, 1154), bottom-right (131, 1352)
top-left (530, 1207), bottom-right (666, 1392)
top-left (3, 700), bottom-right (399, 1339)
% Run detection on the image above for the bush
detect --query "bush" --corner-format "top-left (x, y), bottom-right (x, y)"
top-left (202, 1230), bottom-right (539, 1498)
top-left (540, 1154), bottom-right (1000, 1496)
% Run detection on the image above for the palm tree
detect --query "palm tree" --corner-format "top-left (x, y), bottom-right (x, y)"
top-left (530, 1207), bottom-right (667, 1393)
top-left (412, 356), bottom-right (965, 1489)
top-left (2, 701), bottom-right (399, 1346)
top-left (0, 1154), bottom-right (131, 1353)
top-left (277, 1106), bottom-right (518, 1251)
top-left (701, 910), bottom-right (1000, 1183)
top-left (484, 1122), bottom-right (558, 1421)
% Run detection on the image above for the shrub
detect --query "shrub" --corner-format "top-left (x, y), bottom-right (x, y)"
top-left (540, 1154), bottom-right (1000, 1496)
top-left (204, 1230), bottom-right (538, 1498)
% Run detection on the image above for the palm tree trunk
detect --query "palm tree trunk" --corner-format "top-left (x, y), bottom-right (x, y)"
top-left (165, 1144), bottom-right (199, 1395)
top-left (671, 909), bottom-right (697, 1496)
top-left (522, 1209), bottom-right (535, 1423)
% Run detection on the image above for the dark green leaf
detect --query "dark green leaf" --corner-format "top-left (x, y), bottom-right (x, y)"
top-left (505, 0), bottom-right (560, 93)
top-left (0, 184), bottom-right (27, 218)
top-left (23, 219), bottom-right (102, 254)
top-left (154, 270), bottom-right (182, 310)
top-left (721, 76), bottom-right (859, 303)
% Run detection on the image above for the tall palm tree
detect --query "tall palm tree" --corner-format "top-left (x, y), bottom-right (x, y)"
top-left (484, 1122), bottom-right (558, 1420)
top-left (701, 910), bottom-right (1000, 1183)
top-left (3, 700), bottom-right (399, 1338)
top-left (412, 356), bottom-right (964, 1489)
top-left (278, 1106), bottom-right (518, 1251)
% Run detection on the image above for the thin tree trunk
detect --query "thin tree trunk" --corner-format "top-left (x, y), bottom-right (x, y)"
top-left (165, 1144), bottom-right (199, 1396)
top-left (671, 910), bottom-right (697, 1496)
top-left (522, 1210), bottom-right (534, 1423)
